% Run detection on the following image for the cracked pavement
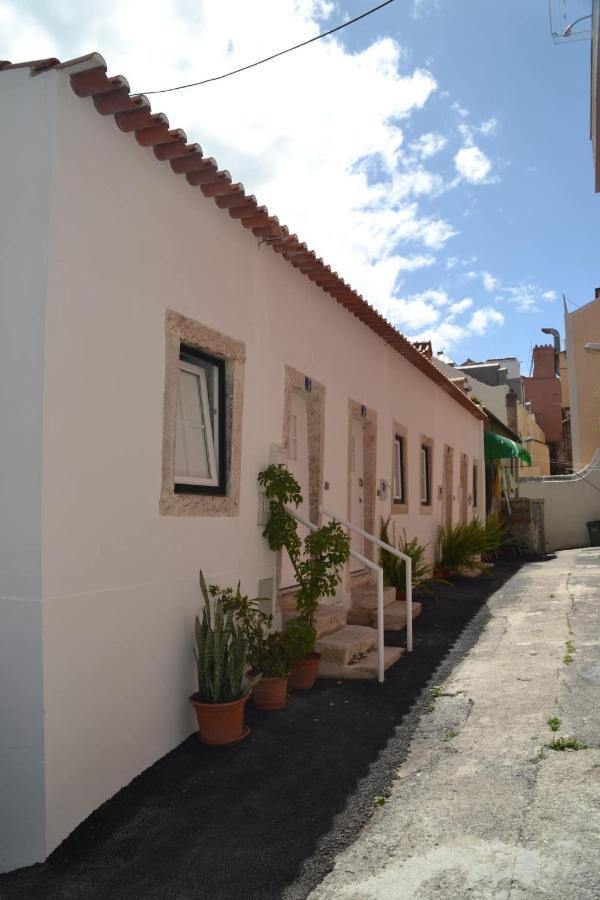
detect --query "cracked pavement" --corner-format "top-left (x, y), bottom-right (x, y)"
top-left (310, 549), bottom-right (600, 900)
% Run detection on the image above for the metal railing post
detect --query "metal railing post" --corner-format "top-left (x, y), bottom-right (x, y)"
top-left (282, 505), bottom-right (387, 682)
top-left (320, 505), bottom-right (415, 654)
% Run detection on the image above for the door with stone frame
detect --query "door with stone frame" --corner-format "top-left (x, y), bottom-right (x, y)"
top-left (459, 452), bottom-right (469, 523)
top-left (281, 392), bottom-right (310, 588)
top-left (443, 444), bottom-right (454, 529)
top-left (349, 416), bottom-right (366, 572)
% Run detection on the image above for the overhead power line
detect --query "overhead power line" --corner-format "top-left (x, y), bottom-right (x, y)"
top-left (142, 0), bottom-right (399, 95)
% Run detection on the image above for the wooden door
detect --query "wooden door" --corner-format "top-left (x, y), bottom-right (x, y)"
top-left (281, 393), bottom-right (310, 588)
top-left (443, 445), bottom-right (454, 529)
top-left (349, 418), bottom-right (365, 572)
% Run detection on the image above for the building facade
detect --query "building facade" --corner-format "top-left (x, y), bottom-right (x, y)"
top-left (0, 55), bottom-right (485, 871)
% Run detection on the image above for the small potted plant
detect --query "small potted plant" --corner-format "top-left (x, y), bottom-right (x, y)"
top-left (222, 588), bottom-right (291, 710)
top-left (258, 465), bottom-right (350, 690)
top-left (190, 572), bottom-right (259, 746)
top-left (283, 615), bottom-right (321, 690)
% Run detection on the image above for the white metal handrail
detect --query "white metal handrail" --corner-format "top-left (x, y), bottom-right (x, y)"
top-left (283, 506), bottom-right (387, 683)
top-left (320, 506), bottom-right (413, 654)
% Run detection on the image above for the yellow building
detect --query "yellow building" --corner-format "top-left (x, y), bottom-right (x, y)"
top-left (564, 290), bottom-right (600, 469)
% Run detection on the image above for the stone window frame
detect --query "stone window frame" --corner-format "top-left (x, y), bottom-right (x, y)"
top-left (160, 309), bottom-right (245, 517)
top-left (391, 422), bottom-right (409, 515)
top-left (347, 400), bottom-right (377, 561)
top-left (419, 434), bottom-right (434, 515)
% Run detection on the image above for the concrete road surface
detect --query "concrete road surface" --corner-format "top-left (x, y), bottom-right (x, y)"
top-left (311, 549), bottom-right (600, 900)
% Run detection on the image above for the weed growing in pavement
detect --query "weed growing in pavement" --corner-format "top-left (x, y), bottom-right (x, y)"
top-left (547, 717), bottom-right (561, 732)
top-left (538, 747), bottom-right (547, 760)
top-left (549, 593), bottom-right (556, 599)
top-left (425, 702), bottom-right (436, 713)
top-left (547, 737), bottom-right (587, 752)
top-left (566, 614), bottom-right (574, 636)
top-left (563, 639), bottom-right (575, 664)
top-left (373, 795), bottom-right (389, 807)
top-left (443, 731), bottom-right (458, 742)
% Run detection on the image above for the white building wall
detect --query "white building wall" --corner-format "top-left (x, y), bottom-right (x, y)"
top-left (1, 68), bottom-right (483, 866)
top-left (0, 71), bottom-right (57, 870)
top-left (520, 450), bottom-right (600, 551)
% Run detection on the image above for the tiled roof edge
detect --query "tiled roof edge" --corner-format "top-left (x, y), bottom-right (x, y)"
top-left (2, 53), bottom-right (485, 422)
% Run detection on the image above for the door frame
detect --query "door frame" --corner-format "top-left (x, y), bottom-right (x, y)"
top-left (347, 400), bottom-right (377, 565)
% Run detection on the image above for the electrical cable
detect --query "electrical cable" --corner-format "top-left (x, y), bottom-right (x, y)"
top-left (142, 0), bottom-right (399, 95)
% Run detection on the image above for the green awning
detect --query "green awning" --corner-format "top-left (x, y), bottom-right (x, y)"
top-left (484, 431), bottom-right (532, 465)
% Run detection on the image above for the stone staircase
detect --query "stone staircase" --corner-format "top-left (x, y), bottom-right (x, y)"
top-left (280, 577), bottom-right (421, 680)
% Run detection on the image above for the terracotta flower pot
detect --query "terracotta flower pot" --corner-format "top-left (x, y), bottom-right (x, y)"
top-left (189, 693), bottom-right (249, 746)
top-left (288, 652), bottom-right (321, 690)
top-left (250, 674), bottom-right (289, 710)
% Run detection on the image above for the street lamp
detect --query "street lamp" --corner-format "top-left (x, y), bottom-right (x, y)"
top-left (585, 343), bottom-right (600, 352)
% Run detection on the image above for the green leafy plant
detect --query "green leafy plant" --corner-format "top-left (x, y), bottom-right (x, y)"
top-left (439, 520), bottom-right (487, 574)
top-left (480, 513), bottom-right (516, 559)
top-left (443, 730), bottom-right (458, 742)
top-left (563, 639), bottom-right (576, 665)
top-left (373, 795), bottom-right (389, 806)
top-left (547, 737), bottom-right (587, 752)
top-left (194, 571), bottom-right (258, 704)
top-left (258, 464), bottom-right (350, 656)
top-left (220, 588), bottom-right (291, 678)
top-left (547, 716), bottom-right (561, 732)
top-left (281, 615), bottom-right (318, 662)
top-left (379, 518), bottom-right (448, 598)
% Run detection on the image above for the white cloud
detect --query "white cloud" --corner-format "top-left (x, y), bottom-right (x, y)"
top-left (454, 146), bottom-right (493, 183)
top-left (502, 283), bottom-right (539, 312)
top-left (409, 132), bottom-right (448, 159)
top-left (409, 321), bottom-right (468, 350)
top-left (480, 117), bottom-right (498, 137)
top-left (481, 271), bottom-right (499, 292)
top-left (451, 101), bottom-right (469, 118)
top-left (542, 290), bottom-right (558, 301)
top-left (450, 298), bottom-right (473, 314)
top-left (468, 307), bottom-right (505, 334)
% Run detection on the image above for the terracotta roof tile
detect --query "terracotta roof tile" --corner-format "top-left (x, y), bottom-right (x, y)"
top-left (1, 53), bottom-right (485, 422)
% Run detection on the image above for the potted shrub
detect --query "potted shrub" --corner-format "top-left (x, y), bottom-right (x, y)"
top-left (190, 571), bottom-right (259, 746)
top-left (222, 587), bottom-right (291, 711)
top-left (437, 520), bottom-right (489, 578)
top-left (379, 517), bottom-right (449, 599)
top-left (258, 464), bottom-right (350, 690)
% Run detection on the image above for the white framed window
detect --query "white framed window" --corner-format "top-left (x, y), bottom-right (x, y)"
top-left (421, 444), bottom-right (431, 505)
top-left (174, 347), bottom-right (225, 492)
top-left (393, 434), bottom-right (406, 504)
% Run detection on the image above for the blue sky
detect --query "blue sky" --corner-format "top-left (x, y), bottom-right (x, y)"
top-left (1, 0), bottom-right (597, 372)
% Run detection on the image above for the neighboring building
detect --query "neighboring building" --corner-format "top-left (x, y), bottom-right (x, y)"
top-left (0, 54), bottom-right (485, 871)
top-left (522, 344), bottom-right (570, 474)
top-left (563, 289), bottom-right (600, 469)
top-left (459, 356), bottom-right (524, 402)
top-left (431, 354), bottom-right (550, 477)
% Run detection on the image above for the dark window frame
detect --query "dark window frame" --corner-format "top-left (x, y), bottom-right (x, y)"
top-left (174, 344), bottom-right (227, 496)
top-left (393, 433), bottom-right (406, 504)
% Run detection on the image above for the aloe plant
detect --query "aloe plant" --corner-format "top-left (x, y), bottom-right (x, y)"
top-left (379, 518), bottom-right (448, 598)
top-left (194, 571), bottom-right (257, 704)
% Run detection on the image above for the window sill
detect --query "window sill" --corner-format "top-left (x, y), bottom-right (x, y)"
top-left (391, 501), bottom-right (408, 515)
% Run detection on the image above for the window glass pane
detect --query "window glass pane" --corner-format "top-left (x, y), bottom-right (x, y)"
top-left (393, 436), bottom-right (404, 502)
top-left (421, 446), bottom-right (429, 503)
top-left (175, 367), bottom-right (214, 482)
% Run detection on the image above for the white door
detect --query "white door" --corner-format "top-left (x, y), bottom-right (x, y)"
top-left (281, 393), bottom-right (310, 588)
top-left (349, 418), bottom-right (365, 572)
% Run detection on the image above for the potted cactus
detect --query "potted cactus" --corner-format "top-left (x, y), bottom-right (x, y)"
top-left (190, 572), bottom-right (258, 746)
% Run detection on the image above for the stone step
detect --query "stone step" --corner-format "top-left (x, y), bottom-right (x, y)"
top-left (315, 624), bottom-right (377, 666)
top-left (318, 645), bottom-right (404, 680)
top-left (313, 605), bottom-right (347, 638)
top-left (350, 584), bottom-right (397, 611)
top-left (348, 600), bottom-right (423, 631)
